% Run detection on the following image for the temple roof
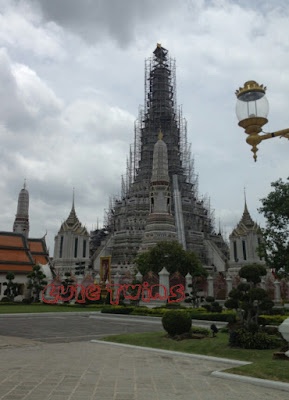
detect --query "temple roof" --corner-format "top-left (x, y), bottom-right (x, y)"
top-left (58, 196), bottom-right (88, 235)
top-left (230, 201), bottom-right (260, 237)
top-left (0, 232), bottom-right (34, 273)
top-left (0, 232), bottom-right (51, 273)
top-left (27, 238), bottom-right (50, 265)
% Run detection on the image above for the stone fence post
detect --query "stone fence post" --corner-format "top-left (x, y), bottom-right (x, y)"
top-left (226, 276), bottom-right (232, 299)
top-left (185, 273), bottom-right (192, 294)
top-left (207, 275), bottom-right (214, 298)
top-left (159, 267), bottom-right (170, 298)
top-left (135, 271), bottom-right (143, 283)
top-left (114, 272), bottom-right (120, 285)
top-left (94, 273), bottom-right (100, 284)
top-left (274, 280), bottom-right (281, 305)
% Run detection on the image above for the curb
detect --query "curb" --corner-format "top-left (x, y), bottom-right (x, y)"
top-left (91, 340), bottom-right (289, 393)
top-left (211, 371), bottom-right (289, 392)
top-left (90, 339), bottom-right (249, 365)
top-left (0, 312), bottom-right (101, 318)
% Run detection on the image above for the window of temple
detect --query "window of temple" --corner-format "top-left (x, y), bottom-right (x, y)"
top-left (74, 238), bottom-right (78, 258)
top-left (83, 240), bottom-right (86, 258)
top-left (242, 240), bottom-right (247, 260)
top-left (233, 241), bottom-right (238, 262)
top-left (59, 236), bottom-right (64, 258)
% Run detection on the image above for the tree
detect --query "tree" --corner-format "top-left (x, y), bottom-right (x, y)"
top-left (3, 272), bottom-right (19, 302)
top-left (134, 241), bottom-right (207, 278)
top-left (225, 264), bottom-right (273, 331)
top-left (27, 265), bottom-right (48, 302)
top-left (258, 177), bottom-right (289, 276)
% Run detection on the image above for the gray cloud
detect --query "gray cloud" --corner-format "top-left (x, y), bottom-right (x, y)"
top-left (31, 0), bottom-right (176, 46)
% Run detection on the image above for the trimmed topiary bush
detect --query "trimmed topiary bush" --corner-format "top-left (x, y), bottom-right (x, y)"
top-left (162, 310), bottom-right (192, 336)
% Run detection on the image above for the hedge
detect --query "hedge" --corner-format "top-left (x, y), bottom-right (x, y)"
top-left (101, 306), bottom-right (134, 314)
top-left (258, 315), bottom-right (288, 325)
top-left (189, 311), bottom-right (236, 323)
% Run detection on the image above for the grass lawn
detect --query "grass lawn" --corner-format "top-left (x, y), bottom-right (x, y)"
top-left (102, 331), bottom-right (289, 383)
top-left (0, 304), bottom-right (103, 313)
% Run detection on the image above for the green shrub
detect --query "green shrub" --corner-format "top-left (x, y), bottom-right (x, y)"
top-left (191, 326), bottom-right (210, 336)
top-left (263, 326), bottom-right (279, 336)
top-left (21, 298), bottom-right (33, 304)
top-left (162, 311), bottom-right (192, 336)
top-left (0, 297), bottom-right (12, 303)
top-left (101, 306), bottom-right (134, 315)
top-left (230, 328), bottom-right (277, 349)
top-left (263, 307), bottom-right (285, 316)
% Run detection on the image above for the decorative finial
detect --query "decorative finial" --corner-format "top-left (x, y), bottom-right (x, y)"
top-left (158, 128), bottom-right (163, 140)
top-left (72, 187), bottom-right (75, 209)
top-left (244, 187), bottom-right (248, 212)
top-left (23, 178), bottom-right (26, 189)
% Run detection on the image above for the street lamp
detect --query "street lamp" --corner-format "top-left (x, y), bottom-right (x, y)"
top-left (235, 80), bottom-right (289, 161)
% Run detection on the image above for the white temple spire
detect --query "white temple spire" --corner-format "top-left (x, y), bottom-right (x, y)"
top-left (13, 182), bottom-right (30, 238)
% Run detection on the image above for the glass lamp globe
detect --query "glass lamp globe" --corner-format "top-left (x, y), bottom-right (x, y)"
top-left (235, 81), bottom-right (269, 122)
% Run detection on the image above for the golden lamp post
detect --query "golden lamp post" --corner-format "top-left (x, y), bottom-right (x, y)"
top-left (235, 80), bottom-right (289, 161)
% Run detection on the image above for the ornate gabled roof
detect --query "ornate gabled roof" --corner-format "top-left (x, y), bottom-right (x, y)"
top-left (230, 201), bottom-right (259, 237)
top-left (58, 194), bottom-right (88, 235)
top-left (66, 203), bottom-right (80, 227)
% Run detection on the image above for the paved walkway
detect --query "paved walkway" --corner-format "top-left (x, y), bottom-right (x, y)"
top-left (0, 336), bottom-right (288, 400)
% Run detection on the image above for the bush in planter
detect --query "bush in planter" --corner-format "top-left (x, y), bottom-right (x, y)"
top-left (162, 310), bottom-right (192, 336)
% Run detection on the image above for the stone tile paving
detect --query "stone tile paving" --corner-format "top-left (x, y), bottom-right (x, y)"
top-left (0, 338), bottom-right (288, 400)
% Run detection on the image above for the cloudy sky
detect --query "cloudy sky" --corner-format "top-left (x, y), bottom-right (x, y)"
top-left (0, 0), bottom-right (288, 254)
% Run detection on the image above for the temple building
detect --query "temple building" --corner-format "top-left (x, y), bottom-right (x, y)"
top-left (92, 44), bottom-right (228, 277)
top-left (53, 193), bottom-right (90, 275)
top-left (228, 199), bottom-right (265, 277)
top-left (0, 184), bottom-right (51, 300)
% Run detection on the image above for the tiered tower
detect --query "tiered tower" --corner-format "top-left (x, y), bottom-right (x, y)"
top-left (140, 130), bottom-right (177, 251)
top-left (13, 181), bottom-right (29, 238)
top-left (92, 44), bottom-right (228, 276)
